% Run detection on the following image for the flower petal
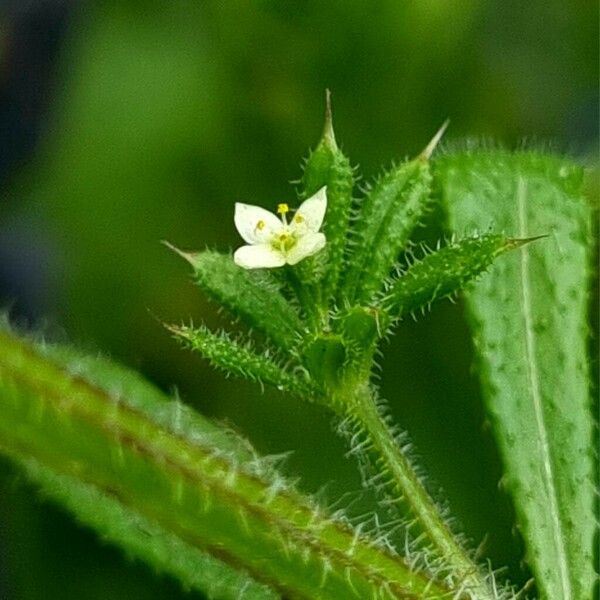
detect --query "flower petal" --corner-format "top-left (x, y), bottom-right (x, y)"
top-left (234, 203), bottom-right (282, 244)
top-left (285, 232), bottom-right (326, 265)
top-left (291, 187), bottom-right (327, 234)
top-left (233, 244), bottom-right (286, 269)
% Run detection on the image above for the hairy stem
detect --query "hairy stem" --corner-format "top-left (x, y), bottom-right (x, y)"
top-left (341, 382), bottom-right (498, 600)
top-left (285, 265), bottom-right (323, 330)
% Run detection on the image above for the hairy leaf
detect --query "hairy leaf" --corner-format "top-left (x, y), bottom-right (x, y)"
top-left (170, 247), bottom-right (305, 351)
top-left (342, 158), bottom-right (432, 305)
top-left (0, 327), bottom-right (452, 600)
top-left (16, 458), bottom-right (278, 600)
top-left (438, 150), bottom-right (596, 600)
top-left (301, 92), bottom-right (354, 305)
top-left (171, 323), bottom-right (318, 399)
top-left (380, 235), bottom-right (533, 321)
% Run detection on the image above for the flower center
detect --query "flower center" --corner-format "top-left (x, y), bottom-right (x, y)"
top-left (273, 229), bottom-right (297, 253)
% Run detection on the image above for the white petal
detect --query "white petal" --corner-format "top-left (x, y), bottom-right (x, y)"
top-left (233, 244), bottom-right (286, 269)
top-left (291, 187), bottom-right (327, 234)
top-left (234, 203), bottom-right (283, 244)
top-left (285, 232), bottom-right (326, 265)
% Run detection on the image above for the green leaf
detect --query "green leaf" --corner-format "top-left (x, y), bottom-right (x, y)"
top-left (171, 323), bottom-right (318, 399)
top-left (342, 157), bottom-right (432, 305)
top-left (169, 246), bottom-right (305, 351)
top-left (18, 458), bottom-right (278, 600)
top-left (380, 235), bottom-right (533, 321)
top-left (301, 92), bottom-right (354, 306)
top-left (438, 150), bottom-right (596, 600)
top-left (0, 327), bottom-right (452, 600)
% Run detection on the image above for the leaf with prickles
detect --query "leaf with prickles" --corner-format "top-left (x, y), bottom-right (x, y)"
top-left (438, 150), bottom-right (596, 600)
top-left (166, 245), bottom-right (305, 351)
top-left (301, 91), bottom-right (354, 307)
top-left (341, 155), bottom-right (432, 306)
top-left (0, 328), bottom-right (453, 600)
top-left (379, 235), bottom-right (536, 322)
top-left (22, 459), bottom-right (279, 600)
top-left (170, 323), bottom-right (319, 399)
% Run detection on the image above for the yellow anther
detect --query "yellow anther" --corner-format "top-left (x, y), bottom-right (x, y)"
top-left (277, 203), bottom-right (290, 215)
top-left (255, 219), bottom-right (265, 231)
top-left (279, 233), bottom-right (288, 241)
top-left (294, 214), bottom-right (304, 224)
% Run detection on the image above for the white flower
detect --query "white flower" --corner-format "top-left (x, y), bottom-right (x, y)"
top-left (233, 187), bottom-right (327, 269)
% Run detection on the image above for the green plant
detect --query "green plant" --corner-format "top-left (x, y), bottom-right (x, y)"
top-left (0, 99), bottom-right (595, 600)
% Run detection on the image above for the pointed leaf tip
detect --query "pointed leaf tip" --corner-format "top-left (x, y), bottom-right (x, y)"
top-left (322, 89), bottom-right (337, 148)
top-left (419, 119), bottom-right (450, 161)
top-left (161, 240), bottom-right (197, 267)
top-left (163, 321), bottom-right (185, 336)
top-left (507, 234), bottom-right (549, 249)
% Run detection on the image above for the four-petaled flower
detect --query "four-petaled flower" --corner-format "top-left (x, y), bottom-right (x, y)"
top-left (233, 187), bottom-right (327, 269)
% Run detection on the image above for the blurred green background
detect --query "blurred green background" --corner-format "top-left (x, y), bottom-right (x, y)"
top-left (0, 2), bottom-right (597, 599)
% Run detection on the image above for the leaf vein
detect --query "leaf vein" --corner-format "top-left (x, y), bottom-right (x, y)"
top-left (517, 178), bottom-right (571, 600)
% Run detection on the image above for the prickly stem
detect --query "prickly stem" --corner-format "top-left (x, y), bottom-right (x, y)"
top-left (337, 382), bottom-right (499, 600)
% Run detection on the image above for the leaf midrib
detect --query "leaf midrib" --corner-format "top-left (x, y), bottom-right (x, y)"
top-left (516, 179), bottom-right (571, 600)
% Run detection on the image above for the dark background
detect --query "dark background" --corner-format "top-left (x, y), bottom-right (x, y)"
top-left (0, 1), bottom-right (597, 598)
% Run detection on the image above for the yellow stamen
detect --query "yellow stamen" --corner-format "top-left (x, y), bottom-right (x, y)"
top-left (255, 220), bottom-right (265, 231)
top-left (294, 214), bottom-right (304, 224)
top-left (277, 203), bottom-right (290, 215)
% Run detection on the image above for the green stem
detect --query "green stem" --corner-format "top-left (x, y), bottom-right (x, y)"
top-left (342, 382), bottom-right (497, 600)
top-left (286, 265), bottom-right (323, 330)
